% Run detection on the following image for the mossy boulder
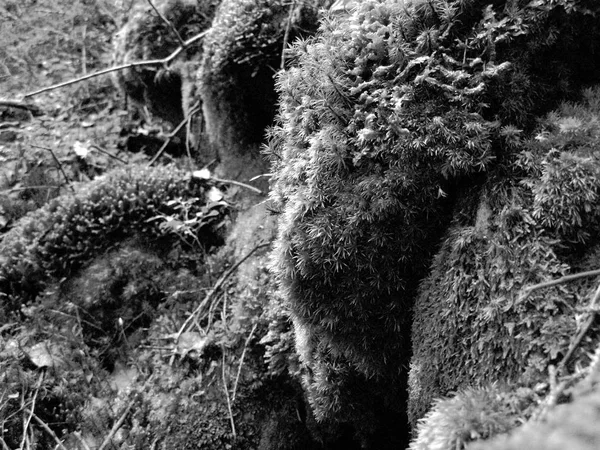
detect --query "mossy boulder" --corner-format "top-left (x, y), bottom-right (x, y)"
top-left (409, 88), bottom-right (600, 428)
top-left (197, 0), bottom-right (331, 183)
top-left (112, 0), bottom-right (220, 124)
top-left (0, 164), bottom-right (227, 318)
top-left (267, 0), bottom-right (600, 446)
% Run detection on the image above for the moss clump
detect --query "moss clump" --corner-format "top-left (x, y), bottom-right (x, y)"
top-left (409, 385), bottom-right (530, 450)
top-left (0, 164), bottom-right (227, 318)
top-left (112, 0), bottom-right (221, 123)
top-left (467, 386), bottom-right (600, 450)
top-left (198, 0), bottom-right (331, 150)
top-left (268, 0), bottom-right (600, 444)
top-left (409, 88), bottom-right (600, 426)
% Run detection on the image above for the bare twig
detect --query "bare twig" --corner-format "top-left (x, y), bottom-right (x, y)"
top-left (558, 282), bottom-right (600, 372)
top-left (0, 100), bottom-right (42, 115)
top-left (20, 372), bottom-right (44, 450)
top-left (146, 0), bottom-right (185, 46)
top-left (232, 323), bottom-right (258, 403)
top-left (72, 432), bottom-right (93, 450)
top-left (30, 144), bottom-right (75, 192)
top-left (97, 399), bottom-right (135, 450)
top-left (175, 243), bottom-right (270, 342)
top-left (280, 0), bottom-right (297, 69)
top-left (23, 31), bottom-right (208, 98)
top-left (213, 177), bottom-right (263, 195)
top-left (222, 348), bottom-right (237, 439)
top-left (90, 144), bottom-right (128, 164)
top-left (25, 409), bottom-right (68, 450)
top-left (522, 268), bottom-right (600, 298)
top-left (0, 436), bottom-right (11, 450)
top-left (8, 185), bottom-right (60, 192)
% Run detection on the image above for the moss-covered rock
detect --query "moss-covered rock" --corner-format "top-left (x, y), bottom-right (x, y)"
top-left (409, 88), bottom-right (600, 427)
top-left (112, 0), bottom-right (220, 125)
top-left (467, 383), bottom-right (600, 450)
top-left (267, 0), bottom-right (600, 445)
top-left (409, 385), bottom-right (531, 450)
top-left (0, 164), bottom-right (227, 318)
top-left (197, 0), bottom-right (331, 182)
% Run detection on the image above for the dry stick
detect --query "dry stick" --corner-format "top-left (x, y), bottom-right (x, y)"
top-left (558, 282), bottom-right (600, 372)
top-left (97, 399), bottom-right (135, 450)
top-left (184, 102), bottom-right (201, 173)
top-left (212, 177), bottom-right (263, 195)
top-left (0, 437), bottom-right (10, 450)
top-left (23, 31), bottom-right (208, 99)
top-left (148, 106), bottom-right (200, 166)
top-left (24, 409), bottom-right (68, 450)
top-left (146, 0), bottom-right (185, 46)
top-left (20, 372), bottom-right (44, 450)
top-left (30, 144), bottom-right (75, 193)
top-left (9, 185), bottom-right (60, 192)
top-left (0, 100), bottom-right (42, 115)
top-left (72, 432), bottom-right (93, 450)
top-left (522, 268), bottom-right (600, 298)
top-left (90, 144), bottom-right (127, 164)
top-left (175, 243), bottom-right (270, 342)
top-left (280, 0), bottom-right (297, 69)
top-left (222, 348), bottom-right (237, 439)
top-left (231, 323), bottom-right (258, 403)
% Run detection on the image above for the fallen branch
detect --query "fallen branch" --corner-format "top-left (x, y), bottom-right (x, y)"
top-left (213, 177), bottom-right (263, 195)
top-left (175, 242), bottom-right (270, 342)
top-left (521, 267), bottom-right (600, 299)
top-left (0, 100), bottom-right (43, 115)
top-left (222, 348), bottom-right (237, 439)
top-left (146, 0), bottom-right (185, 46)
top-left (97, 399), bottom-right (135, 450)
top-left (0, 437), bottom-right (10, 450)
top-left (24, 409), bottom-right (68, 450)
top-left (23, 30), bottom-right (208, 99)
top-left (148, 103), bottom-right (201, 166)
top-left (232, 323), bottom-right (258, 403)
top-left (90, 144), bottom-right (127, 164)
top-left (280, 0), bottom-right (297, 69)
top-left (20, 372), bottom-right (44, 450)
top-left (558, 282), bottom-right (600, 372)
top-left (31, 144), bottom-right (75, 192)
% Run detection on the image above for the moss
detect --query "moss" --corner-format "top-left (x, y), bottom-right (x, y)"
top-left (409, 88), bottom-right (600, 427)
top-left (0, 164), bottom-right (227, 318)
top-left (267, 0), bottom-right (600, 443)
top-left (409, 385), bottom-right (531, 450)
top-left (198, 0), bottom-right (331, 151)
top-left (112, 0), bottom-right (221, 123)
top-left (467, 387), bottom-right (600, 450)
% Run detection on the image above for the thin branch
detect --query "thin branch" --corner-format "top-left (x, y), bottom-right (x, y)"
top-left (522, 268), bottom-right (600, 299)
top-left (0, 437), bottom-right (10, 450)
top-left (0, 100), bottom-right (42, 115)
top-left (148, 107), bottom-right (199, 166)
top-left (222, 348), bottom-right (237, 439)
top-left (90, 144), bottom-right (127, 164)
top-left (97, 399), bottom-right (135, 450)
top-left (558, 282), bottom-right (600, 372)
top-left (232, 323), bottom-right (258, 403)
top-left (30, 144), bottom-right (75, 192)
top-left (8, 185), bottom-right (60, 192)
top-left (25, 409), bottom-right (68, 450)
top-left (72, 432), bottom-right (92, 450)
top-left (146, 0), bottom-right (185, 46)
top-left (213, 177), bottom-right (263, 195)
top-left (280, 0), bottom-right (297, 69)
top-left (23, 30), bottom-right (208, 99)
top-left (20, 372), bottom-right (44, 450)
top-left (175, 243), bottom-right (270, 342)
